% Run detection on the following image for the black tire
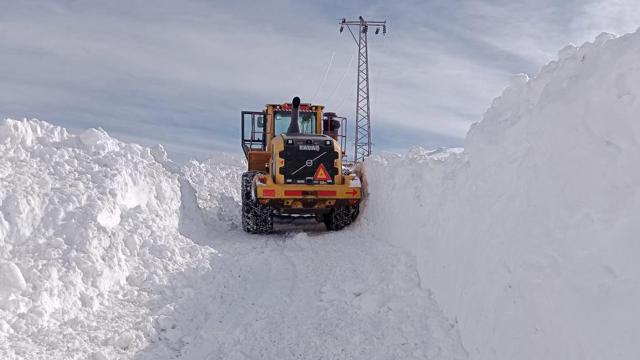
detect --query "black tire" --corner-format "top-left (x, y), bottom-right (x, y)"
top-left (241, 172), bottom-right (273, 234)
top-left (350, 203), bottom-right (360, 223)
top-left (323, 204), bottom-right (359, 231)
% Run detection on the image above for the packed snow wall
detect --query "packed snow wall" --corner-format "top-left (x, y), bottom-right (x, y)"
top-left (0, 120), bottom-right (231, 358)
top-left (365, 32), bottom-right (640, 360)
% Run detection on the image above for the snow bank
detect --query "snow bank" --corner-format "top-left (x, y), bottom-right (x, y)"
top-left (182, 153), bottom-right (245, 230)
top-left (365, 31), bottom-right (640, 360)
top-left (0, 119), bottom-right (213, 358)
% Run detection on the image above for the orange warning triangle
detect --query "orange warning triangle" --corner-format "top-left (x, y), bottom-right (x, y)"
top-left (313, 163), bottom-right (331, 181)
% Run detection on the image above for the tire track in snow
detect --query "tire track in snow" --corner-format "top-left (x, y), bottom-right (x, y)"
top-left (135, 224), bottom-right (467, 359)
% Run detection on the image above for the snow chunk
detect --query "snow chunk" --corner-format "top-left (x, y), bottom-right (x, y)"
top-left (594, 32), bottom-right (616, 45)
top-left (90, 351), bottom-right (109, 360)
top-left (78, 127), bottom-right (119, 153)
top-left (114, 330), bottom-right (141, 350)
top-left (558, 44), bottom-right (577, 60)
top-left (348, 176), bottom-right (361, 188)
top-left (0, 119), bottom-right (68, 147)
top-left (97, 205), bottom-right (122, 229)
top-left (0, 261), bottom-right (26, 297)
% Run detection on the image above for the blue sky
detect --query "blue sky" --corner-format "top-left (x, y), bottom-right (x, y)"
top-left (1, 0), bottom-right (639, 162)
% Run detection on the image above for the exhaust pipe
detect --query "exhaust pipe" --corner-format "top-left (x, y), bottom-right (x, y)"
top-left (287, 96), bottom-right (301, 134)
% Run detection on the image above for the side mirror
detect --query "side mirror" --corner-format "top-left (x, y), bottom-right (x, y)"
top-left (257, 117), bottom-right (265, 128)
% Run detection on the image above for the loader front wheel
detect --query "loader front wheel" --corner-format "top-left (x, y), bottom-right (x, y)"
top-left (241, 172), bottom-right (273, 234)
top-left (323, 205), bottom-right (358, 231)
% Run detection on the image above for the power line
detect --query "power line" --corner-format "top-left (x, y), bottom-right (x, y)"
top-left (310, 51), bottom-right (335, 102)
top-left (325, 51), bottom-right (356, 105)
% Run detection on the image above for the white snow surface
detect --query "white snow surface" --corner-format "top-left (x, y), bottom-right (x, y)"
top-left (3, 30), bottom-right (640, 360)
top-left (0, 119), bottom-right (465, 359)
top-left (366, 31), bottom-right (640, 360)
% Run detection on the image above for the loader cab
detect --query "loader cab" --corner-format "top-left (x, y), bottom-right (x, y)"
top-left (242, 101), bottom-right (325, 172)
top-left (241, 100), bottom-right (349, 172)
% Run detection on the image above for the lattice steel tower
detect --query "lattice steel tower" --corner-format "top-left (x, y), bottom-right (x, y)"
top-left (339, 16), bottom-right (386, 162)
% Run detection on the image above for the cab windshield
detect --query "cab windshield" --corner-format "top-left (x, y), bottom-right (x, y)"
top-left (274, 111), bottom-right (316, 135)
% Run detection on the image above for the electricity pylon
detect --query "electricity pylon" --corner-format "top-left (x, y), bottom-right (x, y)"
top-left (339, 16), bottom-right (386, 162)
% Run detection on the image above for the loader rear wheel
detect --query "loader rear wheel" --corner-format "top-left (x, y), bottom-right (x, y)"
top-left (323, 205), bottom-right (359, 231)
top-left (241, 172), bottom-right (273, 234)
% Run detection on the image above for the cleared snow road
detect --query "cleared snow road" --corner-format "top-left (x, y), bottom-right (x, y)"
top-left (136, 172), bottom-right (466, 359)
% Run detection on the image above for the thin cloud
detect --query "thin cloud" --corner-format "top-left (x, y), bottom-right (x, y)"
top-left (0, 0), bottom-right (637, 162)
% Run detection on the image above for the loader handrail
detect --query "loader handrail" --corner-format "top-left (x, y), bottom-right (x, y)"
top-left (241, 111), bottom-right (267, 157)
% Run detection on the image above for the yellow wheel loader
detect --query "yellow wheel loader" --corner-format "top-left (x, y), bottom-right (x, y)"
top-left (240, 97), bottom-right (362, 234)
